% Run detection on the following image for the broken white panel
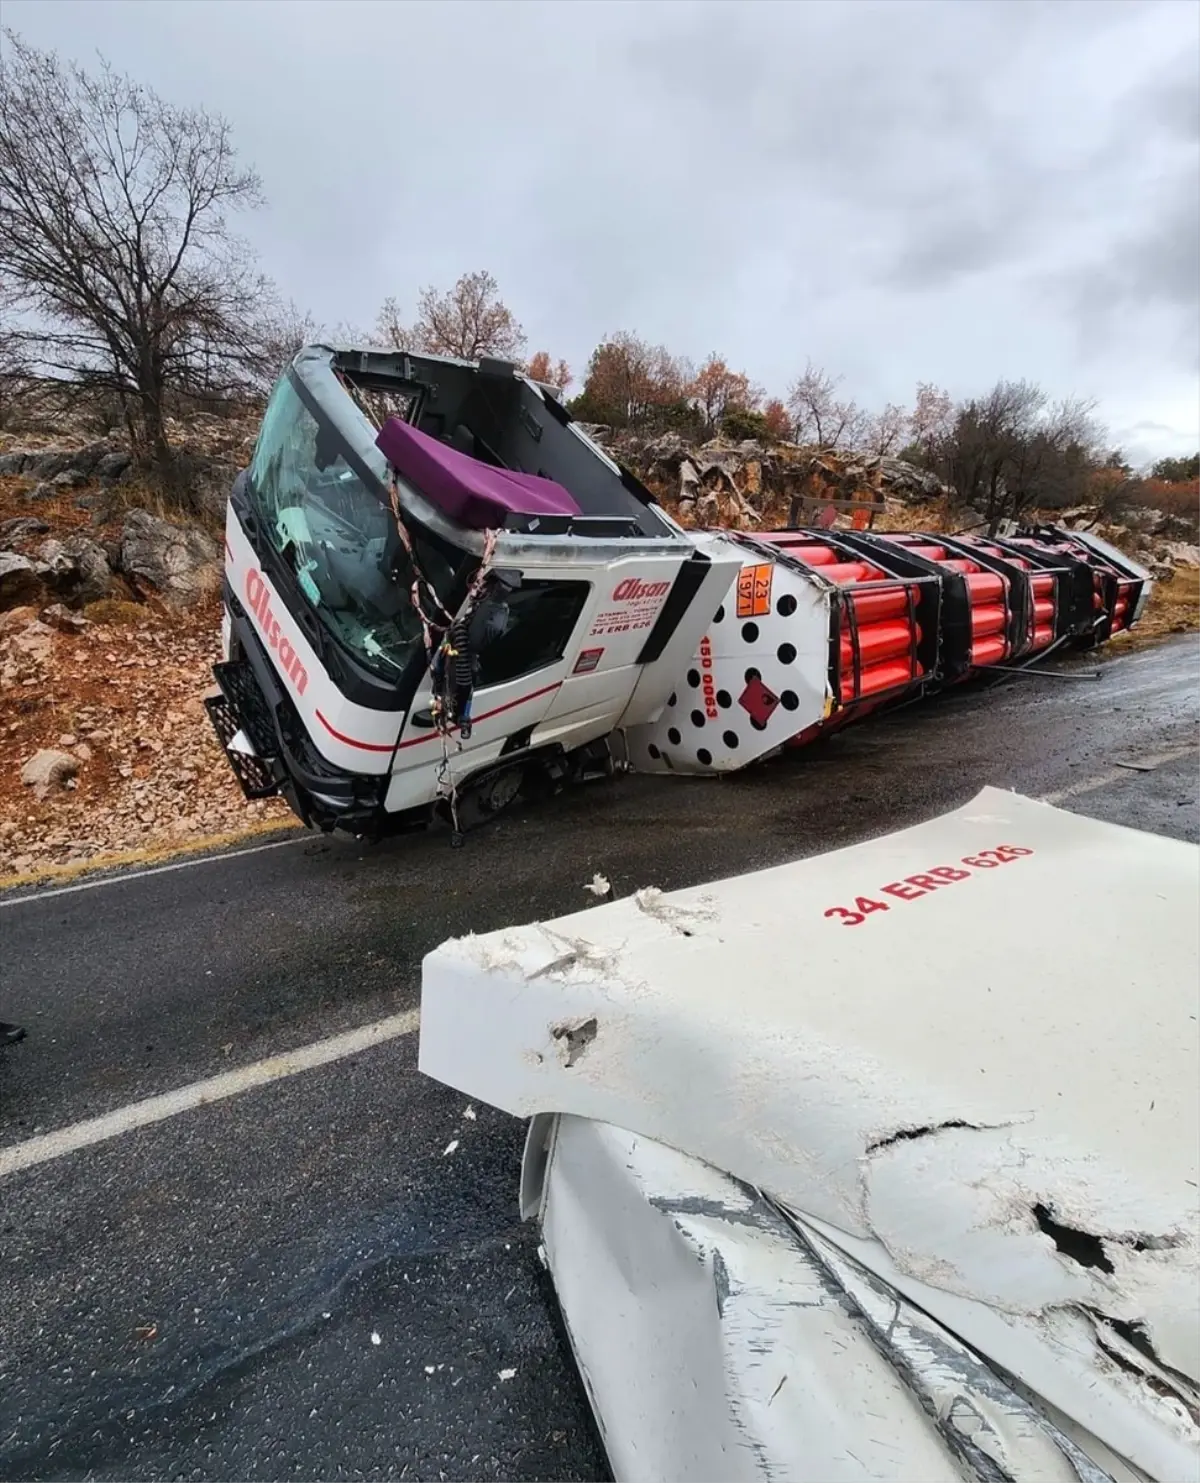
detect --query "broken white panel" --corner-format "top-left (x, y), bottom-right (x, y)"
top-left (533, 1115), bottom-right (1154, 1483)
top-left (624, 536), bottom-right (831, 775)
top-left (535, 1116), bottom-right (987, 1482)
top-left (419, 788), bottom-right (1200, 1480)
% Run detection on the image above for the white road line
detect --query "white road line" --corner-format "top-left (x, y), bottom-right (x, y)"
top-left (0, 835), bottom-right (302, 909)
top-left (0, 1007), bottom-right (421, 1180)
top-left (1041, 743), bottom-right (1199, 805)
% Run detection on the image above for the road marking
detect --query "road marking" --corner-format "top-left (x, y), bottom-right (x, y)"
top-left (1041, 744), bottom-right (1199, 805)
top-left (0, 1007), bottom-right (421, 1180)
top-left (0, 836), bottom-right (303, 909)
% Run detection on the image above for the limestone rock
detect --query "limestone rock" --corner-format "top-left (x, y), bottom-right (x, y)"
top-left (21, 748), bottom-right (79, 800)
top-left (118, 510), bottom-right (220, 607)
top-left (0, 551), bottom-right (49, 609)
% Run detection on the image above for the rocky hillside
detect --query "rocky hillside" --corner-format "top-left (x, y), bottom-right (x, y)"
top-left (1, 406), bottom-right (1196, 883)
top-left (578, 425), bottom-right (954, 530)
top-left (583, 425), bottom-right (1200, 577)
top-left (0, 410), bottom-right (290, 882)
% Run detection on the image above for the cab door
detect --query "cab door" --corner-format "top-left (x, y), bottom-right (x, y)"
top-left (385, 578), bottom-right (591, 812)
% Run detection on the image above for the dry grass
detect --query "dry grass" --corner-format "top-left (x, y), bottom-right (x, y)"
top-left (1109, 566), bottom-right (1200, 648)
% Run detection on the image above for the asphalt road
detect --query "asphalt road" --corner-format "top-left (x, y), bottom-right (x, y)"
top-left (1, 633), bottom-right (1197, 1482)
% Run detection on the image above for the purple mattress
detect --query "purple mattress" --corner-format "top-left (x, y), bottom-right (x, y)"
top-left (376, 417), bottom-right (581, 530)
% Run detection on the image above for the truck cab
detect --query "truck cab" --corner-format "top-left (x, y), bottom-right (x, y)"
top-left (207, 343), bottom-right (738, 836)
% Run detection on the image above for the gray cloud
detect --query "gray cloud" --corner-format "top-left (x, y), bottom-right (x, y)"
top-left (2, 0), bottom-right (1197, 460)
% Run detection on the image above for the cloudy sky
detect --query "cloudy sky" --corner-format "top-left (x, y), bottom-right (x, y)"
top-left (5, 0), bottom-right (1198, 466)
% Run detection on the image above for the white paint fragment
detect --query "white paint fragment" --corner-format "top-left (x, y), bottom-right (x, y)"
top-left (584, 873), bottom-right (611, 897)
top-left (370, 1331), bottom-right (381, 1346)
top-left (443, 1139), bottom-right (459, 1156)
top-left (463, 1105), bottom-right (477, 1120)
top-left (424, 1364), bottom-right (435, 1374)
top-left (420, 785), bottom-right (1200, 1481)
top-left (498, 1367), bottom-right (517, 1382)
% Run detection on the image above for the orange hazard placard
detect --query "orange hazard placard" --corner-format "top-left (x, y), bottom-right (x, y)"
top-left (736, 563), bottom-right (773, 619)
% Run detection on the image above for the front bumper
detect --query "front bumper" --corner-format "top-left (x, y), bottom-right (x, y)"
top-left (205, 596), bottom-right (390, 831)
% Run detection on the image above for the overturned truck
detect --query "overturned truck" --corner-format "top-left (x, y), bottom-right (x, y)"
top-left (205, 345), bottom-right (1153, 835)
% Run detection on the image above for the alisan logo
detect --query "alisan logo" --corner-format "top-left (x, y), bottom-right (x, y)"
top-left (245, 569), bottom-right (309, 696)
top-left (612, 577), bottom-right (671, 601)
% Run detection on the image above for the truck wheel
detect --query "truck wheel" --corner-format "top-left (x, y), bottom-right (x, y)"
top-left (473, 765), bottom-right (524, 816)
top-left (438, 764), bottom-right (526, 839)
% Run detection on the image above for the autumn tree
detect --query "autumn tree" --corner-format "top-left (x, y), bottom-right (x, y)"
top-left (0, 31), bottom-right (270, 483)
top-left (786, 362), bottom-right (866, 450)
top-left (761, 398), bottom-right (791, 441)
top-left (373, 270), bottom-right (526, 362)
top-left (568, 332), bottom-right (695, 431)
top-left (687, 354), bottom-right (761, 435)
top-left (524, 350), bottom-right (572, 393)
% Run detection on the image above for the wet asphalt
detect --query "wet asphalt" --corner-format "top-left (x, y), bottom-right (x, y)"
top-left (1, 633), bottom-right (1197, 1481)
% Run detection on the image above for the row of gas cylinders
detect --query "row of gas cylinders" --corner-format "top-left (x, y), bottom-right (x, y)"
top-left (890, 535), bottom-right (1058, 663)
top-left (1016, 534), bottom-right (1134, 634)
top-left (757, 533), bottom-right (926, 700)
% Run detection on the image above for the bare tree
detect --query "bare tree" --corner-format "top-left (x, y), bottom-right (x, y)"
top-left (0, 272), bottom-right (33, 426)
top-left (927, 380), bottom-right (1104, 533)
top-left (373, 295), bottom-right (417, 351)
top-left (909, 382), bottom-right (954, 458)
top-left (0, 32), bottom-right (269, 486)
top-left (861, 402), bottom-right (907, 457)
top-left (371, 271), bottom-right (525, 361)
top-left (418, 270), bottom-right (525, 360)
top-left (786, 361), bottom-right (866, 450)
top-left (248, 299), bottom-right (323, 393)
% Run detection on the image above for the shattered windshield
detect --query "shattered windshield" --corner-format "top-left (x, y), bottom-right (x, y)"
top-left (246, 374), bottom-right (459, 680)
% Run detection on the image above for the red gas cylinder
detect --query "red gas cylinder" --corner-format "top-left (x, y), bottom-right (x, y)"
top-left (759, 538), bottom-right (840, 565)
top-left (821, 562), bottom-right (885, 585)
top-left (906, 545), bottom-right (948, 561)
top-left (840, 620), bottom-right (919, 667)
top-left (970, 635), bottom-right (1008, 666)
top-left (848, 587), bottom-right (915, 624)
top-left (1031, 624), bottom-right (1055, 648)
top-left (965, 571), bottom-right (1006, 602)
top-left (1033, 598), bottom-right (1055, 624)
top-left (1031, 574), bottom-right (1054, 597)
top-left (970, 604), bottom-right (1008, 638)
top-left (848, 658), bottom-right (920, 698)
